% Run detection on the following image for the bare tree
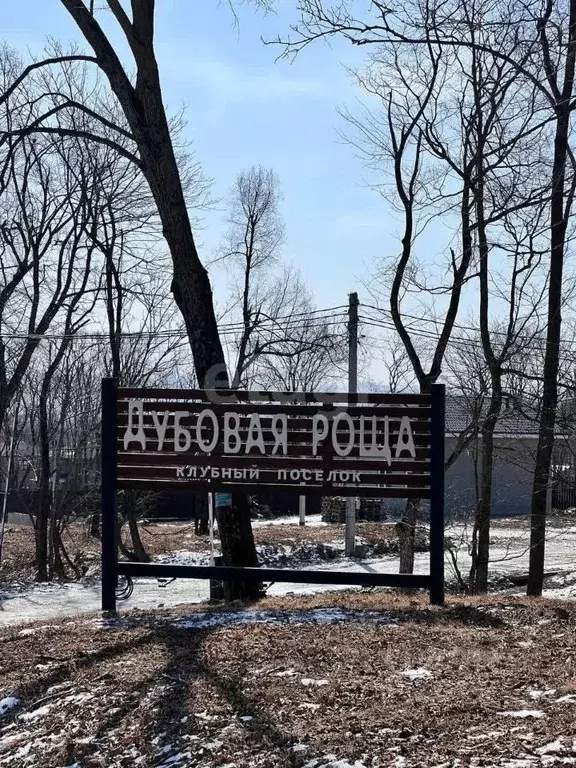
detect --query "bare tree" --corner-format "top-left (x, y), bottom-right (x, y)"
top-left (1, 20), bottom-right (262, 591)
top-left (33, 150), bottom-right (99, 581)
top-left (0, 129), bottom-right (96, 433)
top-left (442, 12), bottom-right (551, 592)
top-left (342, 40), bottom-right (478, 573)
top-left (217, 165), bottom-right (285, 387)
top-left (216, 166), bottom-right (347, 391)
top-left (4, 3), bottom-right (227, 383)
top-left (384, 336), bottom-right (415, 394)
top-left (255, 283), bottom-right (347, 391)
top-left (279, 0), bottom-right (576, 596)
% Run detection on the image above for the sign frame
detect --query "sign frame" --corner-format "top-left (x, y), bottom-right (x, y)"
top-left (101, 380), bottom-right (445, 611)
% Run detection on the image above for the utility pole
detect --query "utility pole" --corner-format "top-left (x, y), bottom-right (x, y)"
top-left (299, 491), bottom-right (306, 526)
top-left (345, 292), bottom-right (359, 556)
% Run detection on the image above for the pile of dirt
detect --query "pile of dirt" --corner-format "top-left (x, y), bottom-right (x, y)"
top-left (256, 541), bottom-right (343, 567)
top-left (255, 525), bottom-right (429, 569)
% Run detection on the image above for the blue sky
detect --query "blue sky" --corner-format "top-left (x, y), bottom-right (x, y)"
top-left (2, 0), bottom-right (393, 312)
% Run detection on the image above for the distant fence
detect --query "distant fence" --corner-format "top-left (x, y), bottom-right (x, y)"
top-left (552, 484), bottom-right (576, 511)
top-left (2, 489), bottom-right (97, 521)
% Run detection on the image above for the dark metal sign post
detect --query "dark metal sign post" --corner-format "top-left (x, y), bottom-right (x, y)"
top-left (101, 378), bottom-right (118, 612)
top-left (101, 381), bottom-right (445, 611)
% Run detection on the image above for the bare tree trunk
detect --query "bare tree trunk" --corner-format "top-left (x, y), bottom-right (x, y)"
top-left (528, 2), bottom-right (576, 594)
top-left (36, 343), bottom-right (71, 581)
top-left (123, 490), bottom-right (150, 563)
top-left (57, 527), bottom-right (83, 580)
top-left (195, 493), bottom-right (209, 536)
top-left (216, 492), bottom-right (261, 601)
top-left (58, 0), bottom-right (228, 387)
top-left (397, 498), bottom-right (420, 574)
top-left (469, 386), bottom-right (501, 593)
top-left (527, 131), bottom-right (568, 594)
top-left (36, 401), bottom-right (50, 582)
top-left (50, 514), bottom-right (67, 580)
top-left (470, 132), bottom-right (501, 594)
top-left (57, 2), bottom-right (261, 593)
top-left (90, 508), bottom-right (101, 538)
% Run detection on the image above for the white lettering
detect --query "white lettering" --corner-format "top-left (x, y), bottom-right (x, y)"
top-left (151, 410), bottom-right (170, 452)
top-left (249, 469), bottom-right (259, 480)
top-left (196, 409), bottom-right (219, 452)
top-left (176, 466), bottom-right (184, 478)
top-left (278, 470), bottom-right (288, 480)
top-left (332, 413), bottom-right (355, 457)
top-left (395, 416), bottom-right (417, 459)
top-left (360, 415), bottom-right (392, 465)
top-left (312, 414), bottom-right (329, 455)
top-left (270, 414), bottom-right (288, 455)
top-left (123, 400), bottom-right (146, 451)
top-left (174, 411), bottom-right (191, 452)
top-left (224, 413), bottom-right (242, 454)
top-left (245, 414), bottom-right (266, 454)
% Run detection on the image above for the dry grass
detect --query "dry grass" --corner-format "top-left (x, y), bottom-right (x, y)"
top-left (0, 521), bottom-right (414, 583)
top-left (1, 594), bottom-right (576, 767)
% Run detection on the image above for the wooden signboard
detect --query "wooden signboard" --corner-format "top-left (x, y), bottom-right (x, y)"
top-left (101, 382), bottom-right (445, 610)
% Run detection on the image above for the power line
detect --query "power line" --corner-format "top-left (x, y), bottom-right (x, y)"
top-left (218, 304), bottom-right (348, 328)
top-left (0, 310), bottom-right (348, 342)
top-left (359, 318), bottom-right (488, 351)
top-left (359, 316), bottom-right (576, 358)
top-left (6, 292), bottom-right (567, 352)
top-left (360, 303), bottom-right (576, 349)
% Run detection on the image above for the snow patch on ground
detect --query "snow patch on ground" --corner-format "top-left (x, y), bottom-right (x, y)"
top-left (155, 551), bottom-right (211, 567)
top-left (302, 759), bottom-right (367, 768)
top-left (19, 704), bottom-right (52, 722)
top-left (556, 694), bottom-right (576, 703)
top-left (172, 607), bottom-right (401, 631)
top-left (0, 697), bottom-right (19, 717)
top-left (402, 668), bottom-right (433, 681)
top-left (1, 516), bottom-right (576, 627)
top-left (252, 514), bottom-right (327, 528)
top-left (0, 576), bottom-right (210, 628)
top-left (301, 678), bottom-right (329, 687)
top-left (528, 689), bottom-right (556, 700)
top-left (157, 539), bottom-right (349, 570)
top-left (497, 737), bottom-right (576, 767)
top-left (542, 571), bottom-right (576, 600)
top-left (500, 710), bottom-right (545, 718)
top-left (535, 739), bottom-right (565, 755)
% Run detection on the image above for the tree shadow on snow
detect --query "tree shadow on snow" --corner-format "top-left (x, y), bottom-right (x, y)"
top-left (2, 595), bottom-right (506, 767)
top-left (151, 622), bottom-right (315, 767)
